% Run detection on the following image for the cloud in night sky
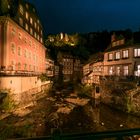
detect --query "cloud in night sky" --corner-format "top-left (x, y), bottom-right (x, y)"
top-left (27, 0), bottom-right (140, 34)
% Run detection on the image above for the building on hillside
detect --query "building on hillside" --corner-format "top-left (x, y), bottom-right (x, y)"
top-left (0, 0), bottom-right (46, 104)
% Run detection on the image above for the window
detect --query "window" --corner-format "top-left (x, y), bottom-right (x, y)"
top-left (134, 48), bottom-right (140, 57)
top-left (24, 37), bottom-right (27, 43)
top-left (11, 43), bottom-right (16, 54)
top-left (29, 41), bottom-right (32, 47)
top-left (18, 63), bottom-right (21, 70)
top-left (18, 33), bottom-right (22, 40)
top-left (30, 28), bottom-right (33, 35)
top-left (30, 17), bottom-right (33, 24)
top-left (123, 66), bottom-right (128, 76)
top-left (11, 28), bottom-right (16, 36)
top-left (25, 12), bottom-right (29, 20)
top-left (19, 4), bottom-right (23, 15)
top-left (108, 53), bottom-right (113, 60)
top-left (41, 30), bottom-right (43, 35)
top-left (122, 50), bottom-right (128, 58)
top-left (24, 64), bottom-right (27, 70)
top-left (11, 61), bottom-right (15, 70)
top-left (34, 32), bottom-right (37, 38)
top-left (109, 66), bottom-right (113, 75)
top-left (19, 17), bottom-right (23, 26)
top-left (34, 22), bottom-right (37, 29)
top-left (116, 66), bottom-right (120, 76)
top-left (25, 23), bottom-right (28, 31)
top-left (18, 47), bottom-right (21, 56)
top-left (115, 52), bottom-right (120, 60)
top-left (37, 26), bottom-right (39, 31)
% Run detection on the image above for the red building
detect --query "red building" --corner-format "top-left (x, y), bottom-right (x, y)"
top-left (0, 0), bottom-right (46, 75)
top-left (0, 0), bottom-right (47, 105)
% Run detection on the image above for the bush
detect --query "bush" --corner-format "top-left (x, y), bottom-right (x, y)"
top-left (0, 89), bottom-right (15, 112)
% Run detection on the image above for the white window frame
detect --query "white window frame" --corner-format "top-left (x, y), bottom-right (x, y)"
top-left (123, 66), bottom-right (129, 76)
top-left (115, 51), bottom-right (121, 60)
top-left (108, 53), bottom-right (113, 60)
top-left (122, 50), bottom-right (129, 58)
top-left (134, 48), bottom-right (140, 57)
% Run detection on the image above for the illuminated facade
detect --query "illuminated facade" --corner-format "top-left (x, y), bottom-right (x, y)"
top-left (82, 34), bottom-right (140, 85)
top-left (0, 0), bottom-right (46, 75)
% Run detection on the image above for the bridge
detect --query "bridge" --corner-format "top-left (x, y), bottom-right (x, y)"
top-left (9, 128), bottom-right (140, 140)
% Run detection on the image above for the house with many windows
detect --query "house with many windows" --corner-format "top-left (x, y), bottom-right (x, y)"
top-left (0, 0), bottom-right (47, 104)
top-left (104, 36), bottom-right (140, 77)
top-left (82, 34), bottom-right (140, 85)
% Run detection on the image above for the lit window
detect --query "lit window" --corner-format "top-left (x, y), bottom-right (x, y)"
top-left (108, 53), bottom-right (113, 60)
top-left (134, 48), bottom-right (140, 57)
top-left (109, 66), bottom-right (113, 75)
top-left (19, 4), bottom-right (23, 15)
top-left (41, 30), bottom-right (43, 35)
top-left (41, 38), bottom-right (43, 43)
top-left (115, 52), bottom-right (120, 60)
top-left (11, 43), bottom-right (16, 54)
top-left (18, 47), bottom-right (21, 56)
top-left (19, 17), bottom-right (23, 26)
top-left (123, 66), bottom-right (128, 76)
top-left (116, 66), bottom-right (120, 76)
top-left (25, 23), bottom-right (28, 31)
top-left (30, 17), bottom-right (33, 24)
top-left (37, 35), bottom-right (39, 40)
top-left (122, 50), bottom-right (128, 58)
top-left (30, 28), bottom-right (33, 35)
top-left (25, 12), bottom-right (28, 20)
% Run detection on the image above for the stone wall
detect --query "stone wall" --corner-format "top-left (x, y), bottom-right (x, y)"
top-left (0, 76), bottom-right (52, 107)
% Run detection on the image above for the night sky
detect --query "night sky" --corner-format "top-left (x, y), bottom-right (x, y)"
top-left (27, 0), bottom-right (140, 35)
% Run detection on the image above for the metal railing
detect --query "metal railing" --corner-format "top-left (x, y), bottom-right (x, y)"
top-left (9, 128), bottom-right (140, 140)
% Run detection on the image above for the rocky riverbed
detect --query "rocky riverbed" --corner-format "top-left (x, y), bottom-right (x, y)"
top-left (0, 89), bottom-right (140, 139)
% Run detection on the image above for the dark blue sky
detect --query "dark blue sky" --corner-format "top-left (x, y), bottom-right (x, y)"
top-left (27, 0), bottom-right (140, 34)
